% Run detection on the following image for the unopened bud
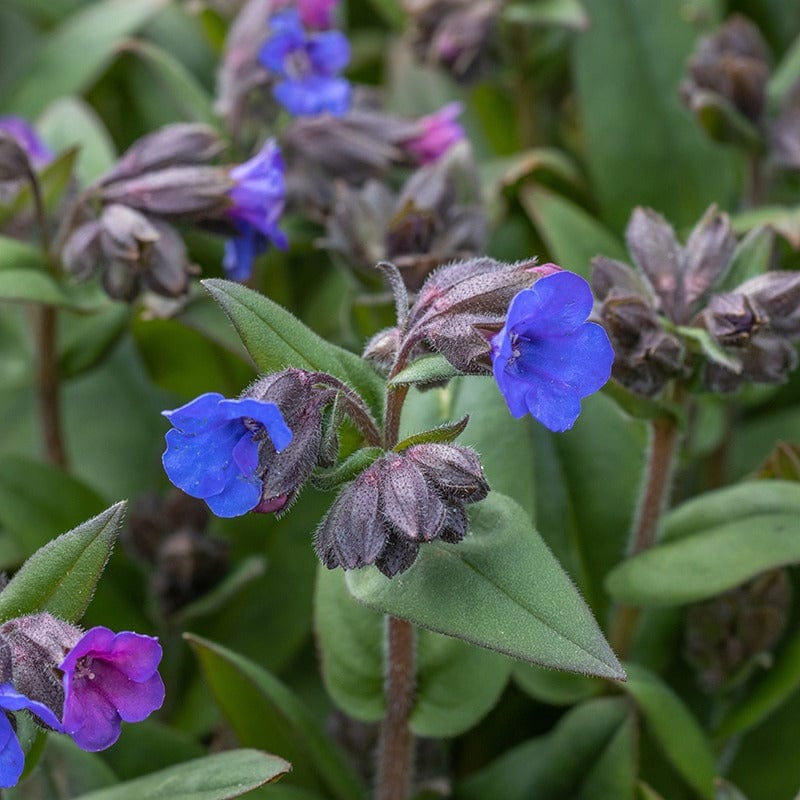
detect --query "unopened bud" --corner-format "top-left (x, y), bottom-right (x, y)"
top-left (362, 327), bottom-right (401, 372)
top-left (0, 132), bottom-right (32, 182)
top-left (406, 443), bottom-right (489, 503)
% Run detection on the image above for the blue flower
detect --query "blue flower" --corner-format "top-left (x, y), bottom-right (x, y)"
top-left (491, 271), bottom-right (614, 432)
top-left (0, 116), bottom-right (53, 168)
top-left (162, 393), bottom-right (293, 517)
top-left (0, 683), bottom-right (63, 788)
top-left (225, 139), bottom-right (288, 281)
top-left (259, 9), bottom-right (351, 117)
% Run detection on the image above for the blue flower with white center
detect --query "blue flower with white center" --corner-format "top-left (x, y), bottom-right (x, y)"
top-left (0, 684), bottom-right (63, 788)
top-left (225, 138), bottom-right (288, 281)
top-left (259, 9), bottom-right (351, 117)
top-left (162, 393), bottom-right (293, 517)
top-left (491, 271), bottom-right (614, 432)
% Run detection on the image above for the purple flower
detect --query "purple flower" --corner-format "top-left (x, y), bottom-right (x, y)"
top-left (162, 392), bottom-right (293, 517)
top-left (225, 139), bottom-right (288, 280)
top-left (59, 628), bottom-right (164, 752)
top-left (403, 103), bottom-right (466, 164)
top-left (0, 116), bottom-right (53, 168)
top-left (491, 270), bottom-right (614, 432)
top-left (259, 9), bottom-right (351, 116)
top-left (0, 684), bottom-right (63, 787)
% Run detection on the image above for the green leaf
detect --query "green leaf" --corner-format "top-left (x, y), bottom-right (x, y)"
top-left (185, 634), bottom-right (364, 800)
top-left (346, 493), bottom-right (625, 680)
top-left (622, 663), bottom-right (716, 800)
top-left (571, 0), bottom-right (737, 232)
top-left (37, 96), bottom-right (116, 184)
top-left (663, 480), bottom-right (800, 541)
top-left (675, 325), bottom-right (742, 372)
top-left (606, 513), bottom-right (800, 606)
top-left (314, 567), bottom-right (511, 737)
top-left (458, 697), bottom-right (635, 800)
top-left (731, 205), bottom-right (800, 249)
top-left (686, 89), bottom-right (764, 151)
top-left (502, 0), bottom-right (589, 29)
top-left (119, 38), bottom-right (217, 126)
top-left (310, 448), bottom-right (383, 492)
top-left (714, 626), bottom-right (800, 740)
top-left (768, 30), bottom-right (800, 106)
top-left (363, 0), bottom-right (404, 29)
top-left (0, 270), bottom-right (98, 309)
top-left (0, 501), bottom-right (125, 623)
top-left (72, 749), bottom-right (291, 800)
top-left (0, 455), bottom-right (105, 559)
top-left (59, 303), bottom-right (130, 379)
top-left (0, 236), bottom-right (43, 271)
top-left (394, 416), bottom-right (469, 451)
top-left (387, 355), bottom-right (461, 388)
top-left (717, 225), bottom-right (774, 292)
top-left (519, 184), bottom-right (627, 277)
top-left (7, 0), bottom-right (168, 117)
top-left (202, 279), bottom-right (384, 421)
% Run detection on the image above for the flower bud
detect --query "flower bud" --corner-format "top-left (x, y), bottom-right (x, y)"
top-left (0, 131), bottom-right (33, 182)
top-left (101, 166), bottom-right (234, 220)
top-left (100, 124), bottom-right (223, 185)
top-left (682, 14), bottom-right (770, 125)
top-left (0, 116), bottom-right (52, 176)
top-left (0, 614), bottom-right (82, 716)
top-left (684, 568), bottom-right (791, 692)
top-left (736, 272), bottom-right (800, 337)
top-left (406, 443), bottom-right (489, 503)
top-left (362, 326), bottom-right (402, 372)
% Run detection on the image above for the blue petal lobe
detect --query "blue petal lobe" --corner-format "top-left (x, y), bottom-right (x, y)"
top-left (218, 398), bottom-right (293, 451)
top-left (507, 272), bottom-right (594, 338)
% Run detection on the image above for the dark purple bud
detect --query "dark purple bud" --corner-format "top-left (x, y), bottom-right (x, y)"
top-left (682, 13), bottom-right (770, 124)
top-left (375, 529), bottom-right (420, 578)
top-left (683, 206), bottom-right (736, 312)
top-left (591, 255), bottom-right (655, 303)
top-left (625, 207), bottom-right (684, 321)
top-left (379, 453), bottom-right (447, 541)
top-left (438, 503), bottom-right (468, 544)
top-left (100, 124), bottom-right (223, 185)
top-left (703, 331), bottom-right (797, 392)
top-left (406, 443), bottom-right (489, 503)
top-left (684, 568), bottom-right (791, 693)
top-left (101, 166), bottom-right (234, 220)
top-left (736, 271), bottom-right (800, 337)
top-left (0, 116), bottom-right (52, 172)
top-left (62, 220), bottom-right (103, 281)
top-left (701, 292), bottom-right (764, 345)
top-left (0, 132), bottom-right (32, 182)
top-left (315, 466), bottom-right (386, 569)
top-left (407, 0), bottom-right (501, 82)
top-left (0, 614), bottom-right (82, 717)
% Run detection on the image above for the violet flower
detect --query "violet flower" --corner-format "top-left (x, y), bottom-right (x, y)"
top-left (225, 138), bottom-right (288, 280)
top-left (259, 9), bottom-right (351, 116)
top-left (162, 392), bottom-right (293, 517)
top-left (402, 102), bottom-right (466, 164)
top-left (273, 0), bottom-right (340, 29)
top-left (0, 684), bottom-right (63, 787)
top-left (0, 116), bottom-right (53, 168)
top-left (491, 271), bottom-right (614, 432)
top-left (59, 627), bottom-right (164, 752)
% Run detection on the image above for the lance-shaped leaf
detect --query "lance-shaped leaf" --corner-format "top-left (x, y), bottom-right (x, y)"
top-left (185, 634), bottom-right (364, 800)
top-left (202, 279), bottom-right (384, 421)
top-left (71, 749), bottom-right (291, 800)
top-left (346, 492), bottom-right (625, 680)
top-left (0, 502), bottom-right (125, 623)
top-left (606, 481), bottom-right (800, 606)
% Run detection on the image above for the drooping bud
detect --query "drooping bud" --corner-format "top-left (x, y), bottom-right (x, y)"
top-left (684, 568), bottom-right (791, 692)
top-left (681, 14), bottom-right (770, 126)
top-left (315, 445), bottom-right (490, 577)
top-left (736, 272), bottom-right (800, 337)
top-left (0, 131), bottom-right (33, 183)
top-left (362, 326), bottom-right (402, 372)
top-left (0, 116), bottom-right (52, 175)
top-left (405, 0), bottom-right (501, 82)
top-left (0, 614), bottom-right (82, 717)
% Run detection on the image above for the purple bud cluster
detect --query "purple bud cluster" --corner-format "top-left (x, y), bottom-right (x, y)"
top-left (315, 443), bottom-right (488, 576)
top-left (0, 613), bottom-right (163, 787)
top-left (61, 124), bottom-right (288, 298)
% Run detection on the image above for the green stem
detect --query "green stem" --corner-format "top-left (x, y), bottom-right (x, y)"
top-left (35, 305), bottom-right (68, 469)
top-left (609, 415), bottom-right (680, 658)
top-left (375, 616), bottom-right (416, 800)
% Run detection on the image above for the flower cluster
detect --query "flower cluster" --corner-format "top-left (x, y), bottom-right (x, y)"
top-left (592, 204), bottom-right (800, 396)
top-left (259, 8), bottom-right (351, 117)
top-left (61, 124), bottom-right (287, 297)
top-left (0, 614), bottom-right (163, 787)
top-left (316, 443), bottom-right (489, 576)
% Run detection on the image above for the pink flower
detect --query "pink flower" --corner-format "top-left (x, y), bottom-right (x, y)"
top-left (272, 0), bottom-right (339, 29)
top-left (403, 103), bottom-right (466, 164)
top-left (60, 627), bottom-right (165, 751)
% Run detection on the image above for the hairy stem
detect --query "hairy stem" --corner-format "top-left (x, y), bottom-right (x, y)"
top-left (610, 415), bottom-right (680, 658)
top-left (35, 305), bottom-right (67, 469)
top-left (376, 616), bottom-right (416, 800)
top-left (308, 373), bottom-right (382, 447)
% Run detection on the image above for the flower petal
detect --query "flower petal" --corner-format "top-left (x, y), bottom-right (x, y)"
top-left (507, 271), bottom-right (594, 338)
top-left (89, 661), bottom-right (165, 723)
top-left (63, 684), bottom-right (121, 752)
top-left (161, 392), bottom-right (226, 433)
top-left (0, 713), bottom-right (24, 789)
top-left (218, 398), bottom-right (293, 451)
top-left (205, 473), bottom-right (262, 517)
top-left (0, 684), bottom-right (62, 732)
top-left (523, 377), bottom-right (583, 432)
top-left (307, 30), bottom-right (350, 74)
